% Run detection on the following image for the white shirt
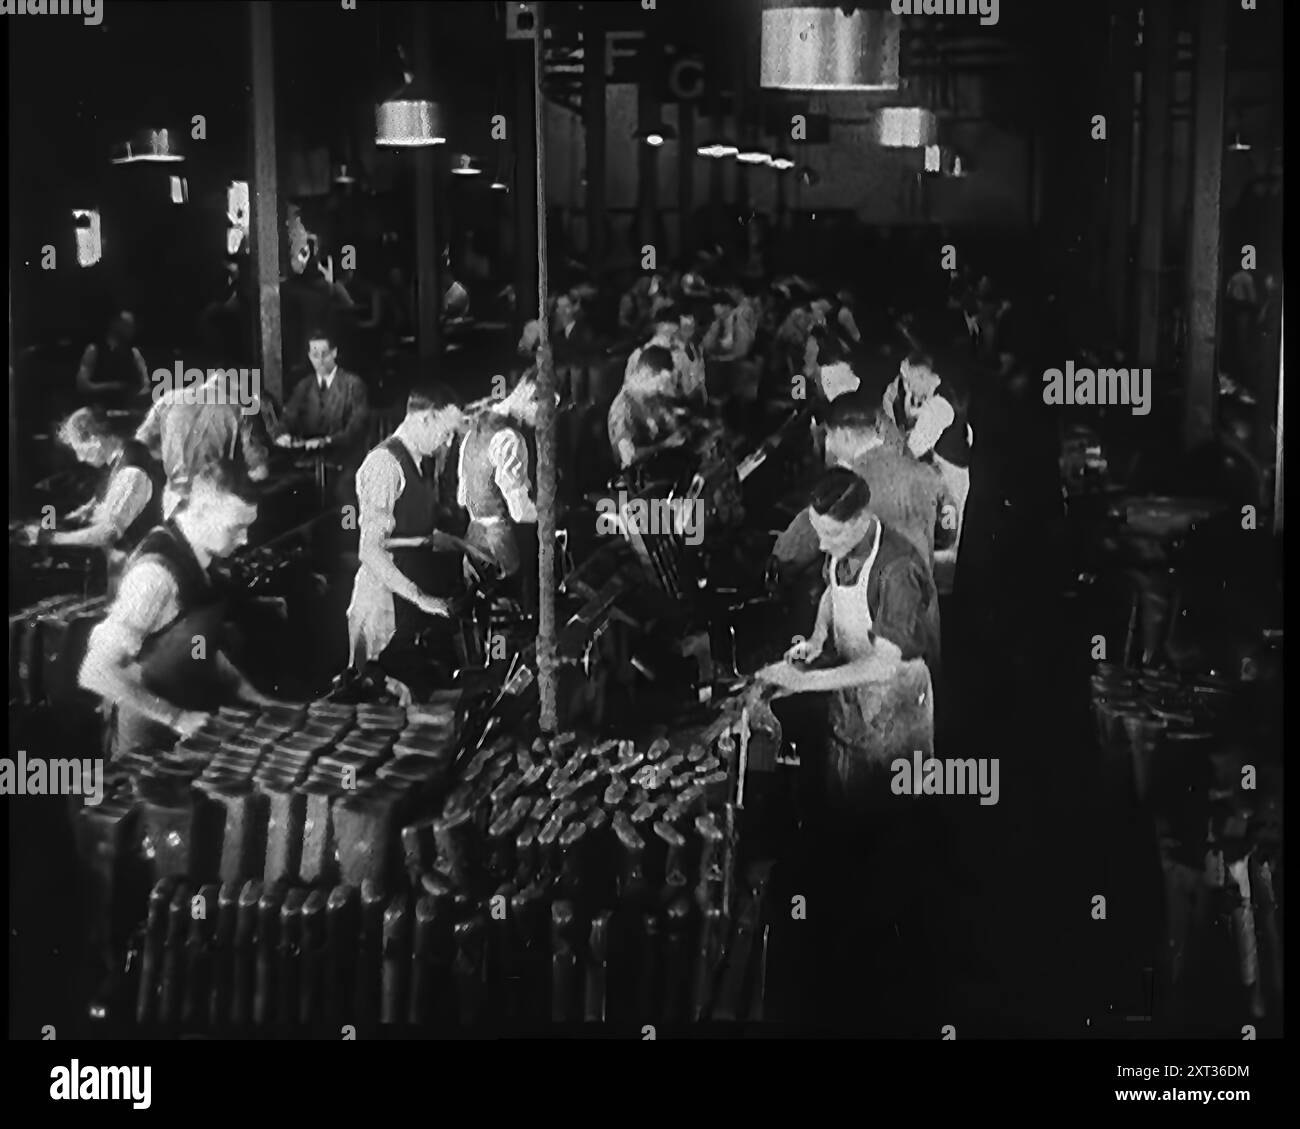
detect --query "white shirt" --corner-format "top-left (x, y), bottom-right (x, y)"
top-left (818, 362), bottom-right (861, 403)
top-left (317, 367), bottom-right (338, 391)
top-left (346, 432), bottom-right (428, 662)
top-left (908, 396), bottom-right (955, 460)
top-left (80, 519), bottom-right (214, 700)
top-left (456, 411), bottom-right (536, 525)
top-left (94, 451), bottom-right (152, 537)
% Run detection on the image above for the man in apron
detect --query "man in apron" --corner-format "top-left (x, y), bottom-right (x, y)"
top-left (759, 468), bottom-right (940, 819)
top-left (78, 467), bottom-right (280, 764)
top-left (758, 468), bottom-right (942, 1021)
top-left (347, 382), bottom-right (465, 699)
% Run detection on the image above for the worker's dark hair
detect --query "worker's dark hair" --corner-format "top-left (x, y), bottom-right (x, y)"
top-left (710, 287), bottom-right (737, 307)
top-left (635, 344), bottom-right (675, 378)
top-left (826, 390), bottom-right (884, 434)
top-left (905, 348), bottom-right (935, 370)
top-left (306, 326), bottom-right (337, 348)
top-left (809, 467), bottom-right (871, 523)
top-left (407, 381), bottom-right (460, 415)
top-left (653, 303), bottom-right (681, 325)
top-left (814, 329), bottom-right (851, 367)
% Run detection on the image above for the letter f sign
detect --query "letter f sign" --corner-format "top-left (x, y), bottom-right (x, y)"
top-left (606, 31), bottom-right (645, 79)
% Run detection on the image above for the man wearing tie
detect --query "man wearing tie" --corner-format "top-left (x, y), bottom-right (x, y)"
top-left (277, 328), bottom-right (370, 502)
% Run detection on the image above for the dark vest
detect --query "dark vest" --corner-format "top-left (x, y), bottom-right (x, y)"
top-left (96, 440), bottom-right (164, 554)
top-left (129, 521), bottom-right (232, 713)
top-left (381, 437), bottom-right (444, 597)
top-left (90, 340), bottom-right (141, 410)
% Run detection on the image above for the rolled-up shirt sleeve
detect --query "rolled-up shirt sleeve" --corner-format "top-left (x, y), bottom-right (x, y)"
top-left (908, 395), bottom-right (955, 458)
top-left (355, 449), bottom-right (427, 602)
top-left (356, 450), bottom-right (403, 544)
top-left (490, 428), bottom-right (536, 523)
top-left (79, 560), bottom-right (178, 697)
top-left (96, 466), bottom-right (152, 537)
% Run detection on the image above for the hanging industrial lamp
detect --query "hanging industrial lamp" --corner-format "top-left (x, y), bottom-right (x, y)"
top-left (451, 153), bottom-right (483, 176)
top-left (874, 107), bottom-right (937, 148)
top-left (697, 140), bottom-right (739, 159)
top-left (634, 123), bottom-right (678, 148)
top-left (110, 127), bottom-right (185, 164)
top-left (760, 3), bottom-right (901, 92)
top-left (376, 49), bottom-right (446, 147)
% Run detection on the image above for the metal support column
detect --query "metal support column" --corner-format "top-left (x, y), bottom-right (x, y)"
top-left (413, 2), bottom-right (441, 363)
top-left (1135, 0), bottom-right (1173, 370)
top-left (249, 0), bottom-right (283, 401)
top-left (514, 33), bottom-right (540, 330)
top-left (532, 4), bottom-right (558, 735)
top-left (1182, 0), bottom-right (1227, 448)
top-left (583, 12), bottom-right (607, 272)
top-left (1106, 0), bottom-right (1138, 349)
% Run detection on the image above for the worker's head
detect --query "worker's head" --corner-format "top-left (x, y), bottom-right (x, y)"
top-left (808, 468), bottom-right (875, 558)
top-left (679, 300), bottom-right (708, 344)
top-left (652, 304), bottom-right (682, 341)
top-left (628, 344), bottom-right (675, 396)
top-left (306, 328), bottom-right (339, 379)
top-left (900, 349), bottom-right (939, 399)
top-left (710, 288), bottom-right (736, 319)
top-left (181, 466), bottom-right (259, 559)
top-left (108, 310), bottom-right (136, 347)
top-left (825, 392), bottom-right (886, 466)
top-left (406, 381), bottom-right (463, 456)
top-left (56, 407), bottom-right (117, 467)
top-left (553, 291), bottom-right (578, 328)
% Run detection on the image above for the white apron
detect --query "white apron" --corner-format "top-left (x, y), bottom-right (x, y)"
top-left (825, 523), bottom-right (935, 813)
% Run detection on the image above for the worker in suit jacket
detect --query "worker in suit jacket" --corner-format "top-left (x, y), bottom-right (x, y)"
top-left (277, 327), bottom-right (370, 507)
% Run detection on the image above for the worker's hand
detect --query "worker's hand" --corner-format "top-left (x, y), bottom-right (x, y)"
top-left (172, 710), bottom-right (212, 739)
top-left (413, 593), bottom-right (452, 619)
top-left (754, 661), bottom-right (808, 696)
top-left (248, 463), bottom-right (269, 483)
top-left (784, 636), bottom-right (824, 665)
top-left (274, 433), bottom-right (295, 449)
top-left (303, 437), bottom-right (327, 452)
